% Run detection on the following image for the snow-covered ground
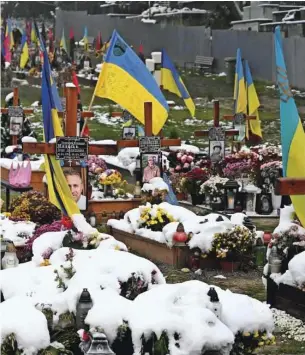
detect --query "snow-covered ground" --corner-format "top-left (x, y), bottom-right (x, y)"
top-left (108, 202), bottom-right (250, 250)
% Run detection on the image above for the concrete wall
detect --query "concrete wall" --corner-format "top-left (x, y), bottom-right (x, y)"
top-left (55, 9), bottom-right (305, 89)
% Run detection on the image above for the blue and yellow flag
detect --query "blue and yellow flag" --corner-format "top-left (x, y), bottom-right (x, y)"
top-left (60, 29), bottom-right (67, 52)
top-left (244, 60), bottom-right (262, 139)
top-left (31, 21), bottom-right (38, 45)
top-left (36, 24), bottom-right (80, 217)
top-left (274, 26), bottom-right (305, 226)
top-left (234, 48), bottom-right (247, 115)
top-left (20, 33), bottom-right (29, 69)
top-left (83, 26), bottom-right (89, 51)
top-left (161, 49), bottom-right (195, 117)
top-left (94, 30), bottom-right (169, 135)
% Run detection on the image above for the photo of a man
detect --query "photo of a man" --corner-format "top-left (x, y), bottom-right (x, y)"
top-left (209, 141), bottom-right (225, 163)
top-left (9, 117), bottom-right (23, 135)
top-left (123, 127), bottom-right (136, 140)
top-left (63, 168), bottom-right (87, 210)
top-left (142, 154), bottom-right (161, 183)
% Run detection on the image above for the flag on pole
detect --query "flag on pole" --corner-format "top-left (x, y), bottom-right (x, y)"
top-left (234, 48), bottom-right (247, 115)
top-left (31, 21), bottom-right (38, 45)
top-left (69, 28), bottom-right (75, 60)
top-left (83, 26), bottom-right (89, 51)
top-left (233, 48), bottom-right (247, 141)
top-left (26, 21), bottom-right (32, 45)
top-left (244, 60), bottom-right (263, 140)
top-left (20, 33), bottom-right (29, 69)
top-left (34, 23), bottom-right (79, 217)
top-left (92, 30), bottom-right (168, 135)
top-left (4, 18), bottom-right (14, 62)
top-left (95, 31), bottom-right (102, 52)
top-left (161, 49), bottom-right (195, 117)
top-left (274, 26), bottom-right (305, 227)
top-left (60, 28), bottom-right (67, 52)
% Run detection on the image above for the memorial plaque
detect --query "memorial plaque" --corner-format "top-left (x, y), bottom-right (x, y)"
top-left (139, 136), bottom-right (161, 153)
top-left (208, 127), bottom-right (225, 141)
top-left (56, 137), bottom-right (89, 161)
top-left (8, 106), bottom-right (23, 136)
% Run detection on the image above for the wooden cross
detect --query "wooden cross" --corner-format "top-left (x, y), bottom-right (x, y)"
top-left (223, 110), bottom-right (257, 151)
top-left (275, 178), bottom-right (305, 196)
top-left (22, 84), bottom-right (117, 156)
top-left (57, 85), bottom-right (95, 136)
top-left (0, 87), bottom-right (34, 145)
top-left (194, 100), bottom-right (239, 147)
top-left (116, 102), bottom-right (180, 149)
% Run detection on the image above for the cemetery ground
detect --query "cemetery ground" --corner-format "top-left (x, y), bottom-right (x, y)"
top-left (2, 72), bottom-right (305, 354)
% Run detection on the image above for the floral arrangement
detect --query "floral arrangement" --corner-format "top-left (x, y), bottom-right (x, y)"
top-left (208, 225), bottom-right (255, 261)
top-left (200, 176), bottom-right (229, 199)
top-left (251, 143), bottom-right (281, 163)
top-left (98, 169), bottom-right (122, 185)
top-left (9, 191), bottom-right (61, 226)
top-left (62, 229), bottom-right (104, 249)
top-left (180, 167), bottom-right (210, 195)
top-left (222, 150), bottom-right (259, 180)
top-left (268, 226), bottom-right (305, 258)
top-left (25, 220), bottom-right (62, 252)
top-left (138, 205), bottom-right (175, 232)
top-left (167, 150), bottom-right (194, 172)
top-left (88, 155), bottom-right (107, 183)
top-left (260, 160), bottom-right (282, 193)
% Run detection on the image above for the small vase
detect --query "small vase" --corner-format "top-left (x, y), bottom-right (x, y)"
top-left (205, 193), bottom-right (211, 205)
top-left (271, 192), bottom-right (282, 210)
top-left (104, 184), bottom-right (113, 198)
top-left (2, 252), bottom-right (19, 269)
top-left (220, 260), bottom-right (240, 272)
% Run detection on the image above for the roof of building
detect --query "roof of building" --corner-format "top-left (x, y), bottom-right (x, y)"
top-left (231, 18), bottom-right (272, 24)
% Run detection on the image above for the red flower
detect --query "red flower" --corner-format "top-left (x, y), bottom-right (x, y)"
top-left (61, 216), bottom-right (73, 230)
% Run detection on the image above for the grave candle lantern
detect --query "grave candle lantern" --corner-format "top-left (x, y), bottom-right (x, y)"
top-left (224, 179), bottom-right (239, 212)
top-left (76, 288), bottom-right (93, 330)
top-left (1, 242), bottom-right (19, 269)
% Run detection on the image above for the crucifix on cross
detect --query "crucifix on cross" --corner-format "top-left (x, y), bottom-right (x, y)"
top-left (223, 111), bottom-right (257, 151)
top-left (194, 101), bottom-right (239, 160)
top-left (1, 87), bottom-right (34, 146)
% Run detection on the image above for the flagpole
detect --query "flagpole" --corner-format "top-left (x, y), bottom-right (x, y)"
top-left (80, 92), bottom-right (95, 136)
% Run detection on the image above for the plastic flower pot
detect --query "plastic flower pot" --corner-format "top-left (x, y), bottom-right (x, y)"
top-left (220, 260), bottom-right (240, 272)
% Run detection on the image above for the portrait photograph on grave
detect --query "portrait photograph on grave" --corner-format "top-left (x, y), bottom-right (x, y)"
top-left (209, 140), bottom-right (225, 163)
top-left (62, 165), bottom-right (88, 211)
top-left (122, 126), bottom-right (136, 140)
top-left (141, 153), bottom-right (162, 183)
top-left (9, 116), bottom-right (23, 135)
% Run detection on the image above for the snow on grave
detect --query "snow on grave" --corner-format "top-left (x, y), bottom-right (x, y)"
top-left (107, 202), bottom-right (253, 268)
top-left (0, 248), bottom-right (275, 354)
top-left (264, 205), bottom-right (305, 321)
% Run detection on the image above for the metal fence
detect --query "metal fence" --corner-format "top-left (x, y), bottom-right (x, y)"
top-left (56, 9), bottom-right (305, 89)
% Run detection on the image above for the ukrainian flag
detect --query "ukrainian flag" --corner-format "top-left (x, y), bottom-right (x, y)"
top-left (31, 21), bottom-right (38, 45)
top-left (161, 49), bottom-right (195, 117)
top-left (5, 18), bottom-right (14, 50)
top-left (60, 28), bottom-right (67, 52)
top-left (234, 48), bottom-right (247, 115)
top-left (83, 26), bottom-right (89, 51)
top-left (35, 24), bottom-right (80, 217)
top-left (274, 26), bottom-right (305, 226)
top-left (20, 33), bottom-right (29, 69)
top-left (244, 60), bottom-right (262, 140)
top-left (93, 30), bottom-right (169, 135)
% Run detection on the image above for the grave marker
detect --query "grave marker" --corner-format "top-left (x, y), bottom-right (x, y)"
top-left (1, 87), bottom-right (34, 145)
